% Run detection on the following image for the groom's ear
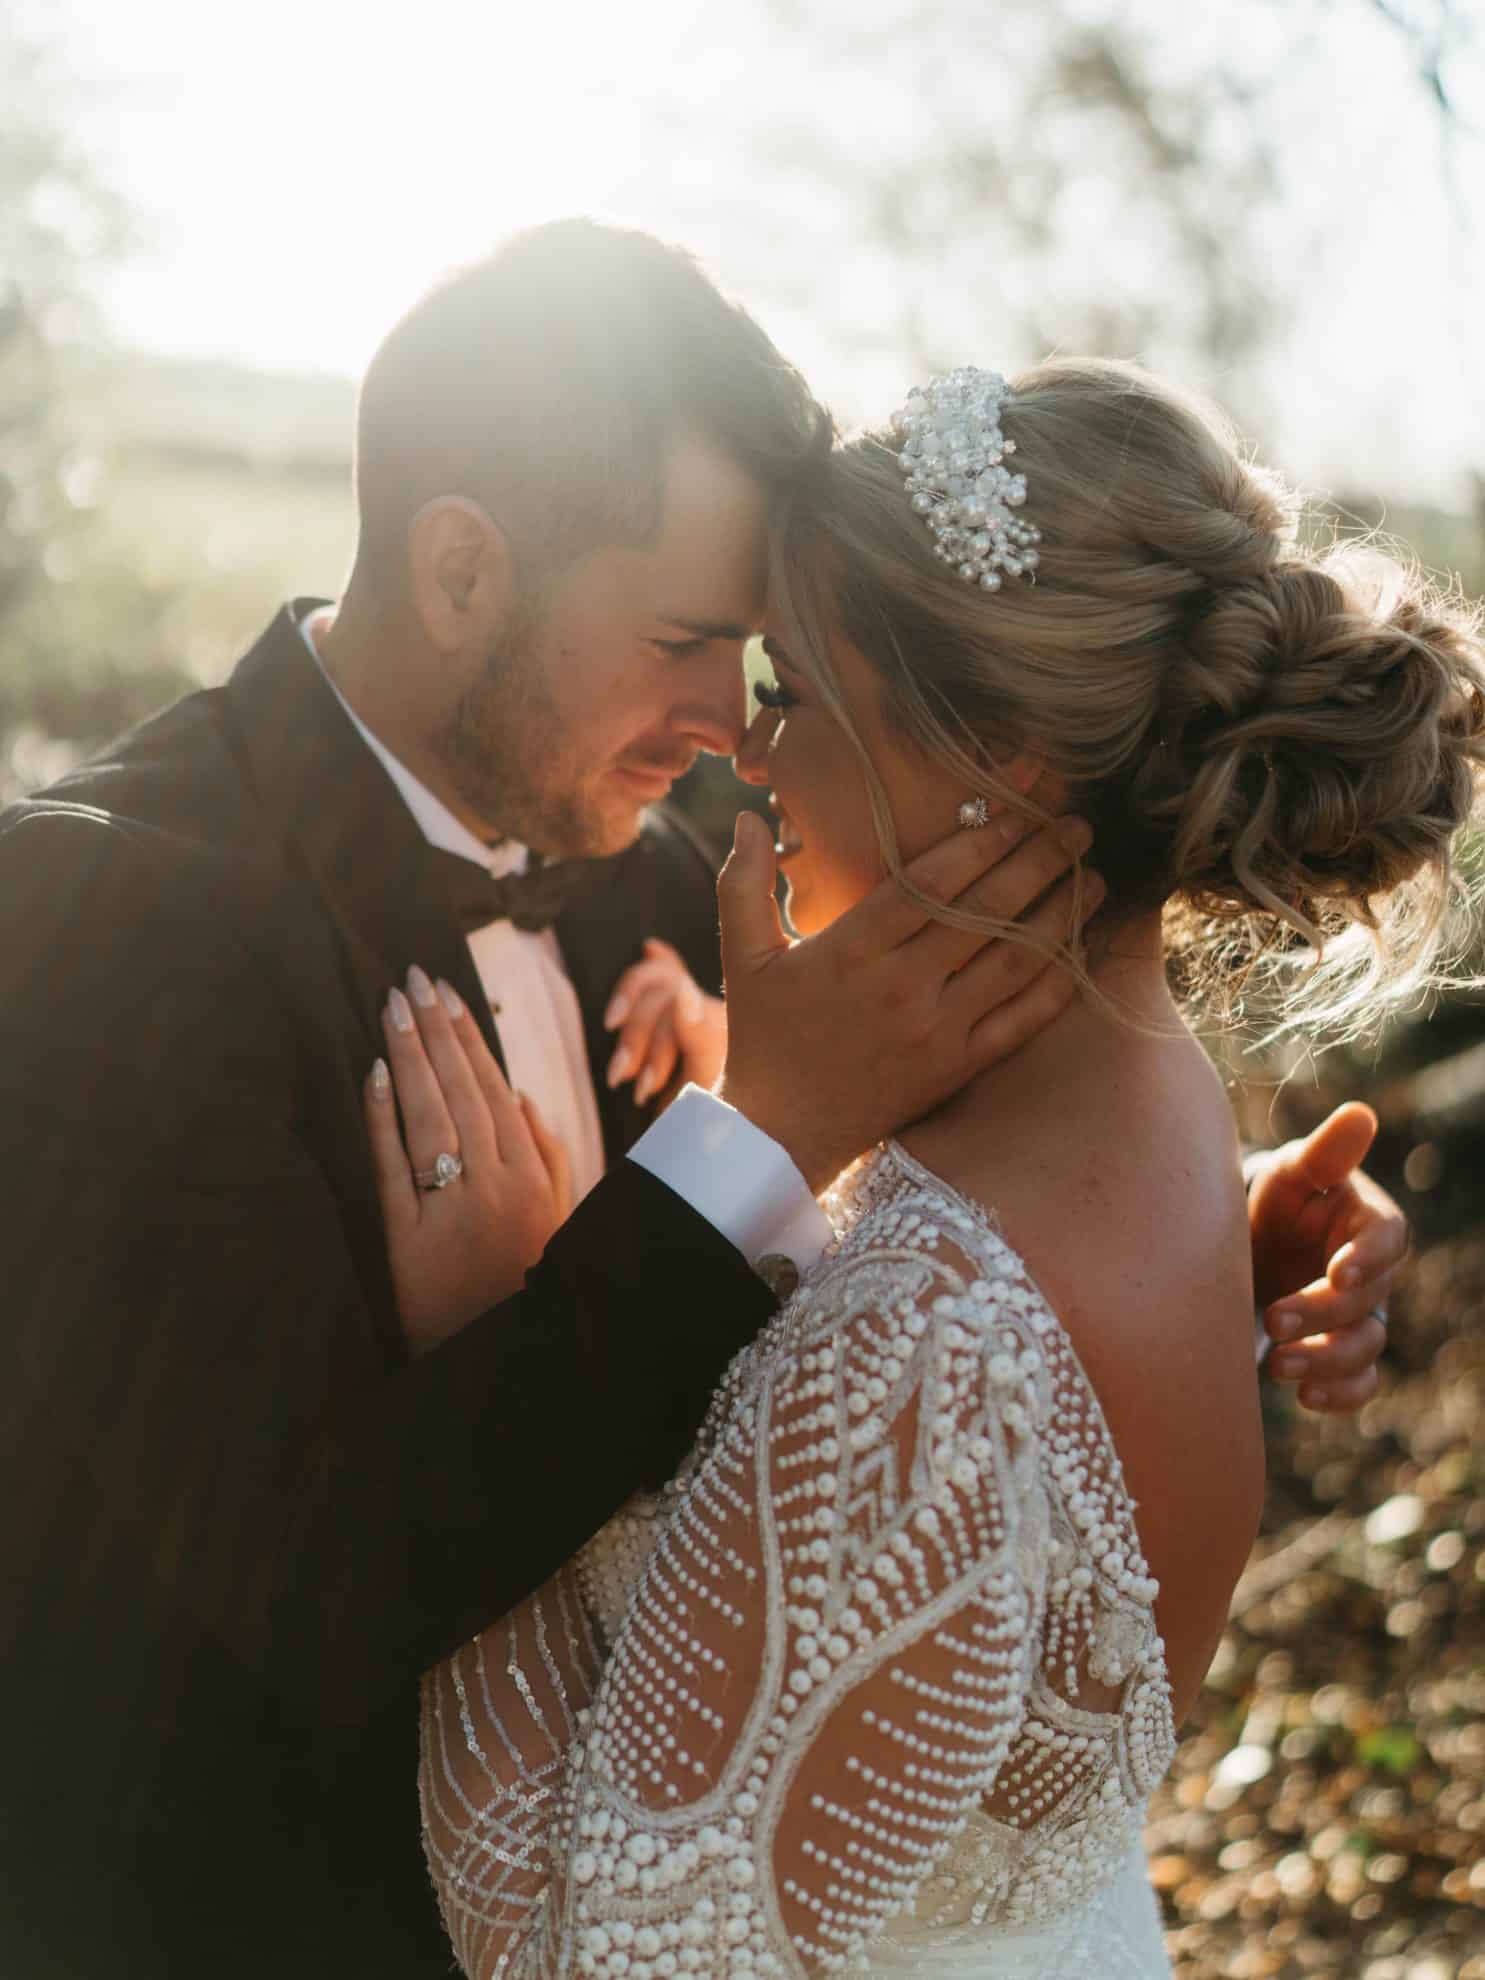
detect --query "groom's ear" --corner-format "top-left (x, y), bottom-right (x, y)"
top-left (407, 496), bottom-right (514, 653)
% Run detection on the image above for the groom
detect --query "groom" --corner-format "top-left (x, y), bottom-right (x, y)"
top-left (0, 221), bottom-right (1399, 1978)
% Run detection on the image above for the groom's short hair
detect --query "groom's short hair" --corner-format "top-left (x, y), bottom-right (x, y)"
top-left (353, 219), bottom-right (831, 590)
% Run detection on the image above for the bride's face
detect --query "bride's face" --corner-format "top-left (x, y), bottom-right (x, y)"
top-left (734, 602), bottom-right (964, 935)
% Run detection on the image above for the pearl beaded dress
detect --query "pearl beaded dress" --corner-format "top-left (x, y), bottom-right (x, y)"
top-left (419, 1141), bottom-right (1177, 1978)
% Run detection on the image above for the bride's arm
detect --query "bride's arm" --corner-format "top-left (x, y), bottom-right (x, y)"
top-left (520, 1229), bottom-right (1085, 1980)
top-left (420, 1558), bottom-right (605, 1979)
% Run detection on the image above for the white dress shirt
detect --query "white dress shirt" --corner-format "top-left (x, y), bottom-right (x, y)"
top-left (299, 609), bottom-right (831, 1282)
top-left (301, 608), bottom-right (606, 1203)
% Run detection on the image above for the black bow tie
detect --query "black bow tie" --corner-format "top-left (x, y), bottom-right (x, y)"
top-left (428, 846), bottom-right (587, 935)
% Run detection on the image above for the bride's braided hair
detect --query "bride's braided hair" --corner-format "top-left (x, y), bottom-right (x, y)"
top-left (774, 357), bottom-right (1485, 1036)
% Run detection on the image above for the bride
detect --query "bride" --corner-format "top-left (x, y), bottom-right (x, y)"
top-left (374, 359), bottom-right (1484, 1976)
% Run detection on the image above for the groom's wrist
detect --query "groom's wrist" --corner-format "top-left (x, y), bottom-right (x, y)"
top-left (628, 1085), bottom-right (832, 1294)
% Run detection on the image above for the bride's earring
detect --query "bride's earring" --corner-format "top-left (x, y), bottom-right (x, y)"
top-left (957, 797), bottom-right (991, 829)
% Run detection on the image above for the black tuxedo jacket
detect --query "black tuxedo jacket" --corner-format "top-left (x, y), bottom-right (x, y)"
top-left (0, 605), bottom-right (775, 1976)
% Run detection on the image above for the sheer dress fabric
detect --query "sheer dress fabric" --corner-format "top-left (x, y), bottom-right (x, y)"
top-left (419, 1141), bottom-right (1177, 1978)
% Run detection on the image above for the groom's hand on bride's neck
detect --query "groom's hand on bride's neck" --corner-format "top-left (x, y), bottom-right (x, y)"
top-left (715, 808), bottom-right (1102, 1193)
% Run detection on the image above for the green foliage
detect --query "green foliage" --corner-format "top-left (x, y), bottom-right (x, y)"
top-left (1355, 1726), bottom-right (1424, 1776)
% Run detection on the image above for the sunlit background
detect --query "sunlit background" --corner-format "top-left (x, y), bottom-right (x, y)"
top-left (4, 2), bottom-right (1485, 1974)
top-left (23, 0), bottom-right (1485, 497)
top-left (7, 0), bottom-right (1484, 763)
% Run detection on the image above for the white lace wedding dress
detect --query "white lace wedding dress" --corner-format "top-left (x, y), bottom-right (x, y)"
top-left (419, 1141), bottom-right (1177, 1978)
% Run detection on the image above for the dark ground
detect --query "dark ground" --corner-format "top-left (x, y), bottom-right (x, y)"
top-left (1151, 1148), bottom-right (1485, 1979)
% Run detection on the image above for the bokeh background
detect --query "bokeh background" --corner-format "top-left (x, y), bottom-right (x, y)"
top-left (3, 2), bottom-right (1482, 1973)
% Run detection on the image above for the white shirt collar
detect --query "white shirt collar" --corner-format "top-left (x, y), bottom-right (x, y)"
top-left (299, 606), bottom-right (527, 879)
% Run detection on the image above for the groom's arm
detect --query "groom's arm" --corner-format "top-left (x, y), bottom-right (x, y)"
top-left (0, 808), bottom-right (776, 1725)
top-left (0, 797), bottom-right (1099, 1727)
top-left (267, 1156), bottom-right (772, 1714)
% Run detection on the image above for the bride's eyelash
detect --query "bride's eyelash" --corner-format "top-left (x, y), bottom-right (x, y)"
top-left (754, 678), bottom-right (798, 711)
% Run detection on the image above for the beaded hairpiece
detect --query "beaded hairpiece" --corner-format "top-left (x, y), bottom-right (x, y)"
top-left (891, 368), bottom-right (1040, 591)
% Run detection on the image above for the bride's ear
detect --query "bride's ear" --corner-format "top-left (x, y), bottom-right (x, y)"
top-left (996, 751), bottom-right (1067, 812)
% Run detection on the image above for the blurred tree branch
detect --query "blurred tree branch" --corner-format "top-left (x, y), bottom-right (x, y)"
top-left (726, 0), bottom-right (1479, 447)
top-left (1362, 0), bottom-right (1480, 251)
top-left (1363, 0), bottom-right (1477, 129)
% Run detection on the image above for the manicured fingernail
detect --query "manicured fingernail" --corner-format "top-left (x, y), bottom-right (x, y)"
top-left (604, 994), bottom-right (630, 1029)
top-left (407, 964), bottom-right (436, 1008)
top-left (437, 979), bottom-right (464, 1019)
top-left (634, 1069), bottom-right (655, 1106)
top-left (607, 1047), bottom-right (632, 1087)
top-left (387, 986), bottom-right (414, 1033)
top-left (1269, 1308), bottom-right (1303, 1341)
top-left (1337, 1264), bottom-right (1362, 1289)
top-left (1058, 817), bottom-right (1094, 853)
top-left (370, 1057), bottom-right (390, 1096)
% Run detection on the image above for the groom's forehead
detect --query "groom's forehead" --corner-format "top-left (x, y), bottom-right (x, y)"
top-left (644, 542), bottom-right (767, 635)
top-left (568, 526), bottom-right (765, 638)
top-left (639, 450), bottom-right (770, 617)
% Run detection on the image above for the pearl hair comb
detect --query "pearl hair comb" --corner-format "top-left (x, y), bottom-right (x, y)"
top-left (891, 368), bottom-right (1040, 591)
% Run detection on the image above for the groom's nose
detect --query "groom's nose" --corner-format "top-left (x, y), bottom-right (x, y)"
top-left (733, 705), bottom-right (776, 786)
top-left (670, 645), bottom-right (751, 756)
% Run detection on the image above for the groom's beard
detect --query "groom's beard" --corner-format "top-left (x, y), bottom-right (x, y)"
top-left (430, 605), bottom-right (599, 860)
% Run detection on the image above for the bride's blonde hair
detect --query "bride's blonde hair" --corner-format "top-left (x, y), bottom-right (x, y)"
top-left (771, 357), bottom-right (1485, 1038)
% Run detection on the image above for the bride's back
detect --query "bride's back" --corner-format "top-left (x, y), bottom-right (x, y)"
top-left (901, 994), bottom-right (1265, 1728)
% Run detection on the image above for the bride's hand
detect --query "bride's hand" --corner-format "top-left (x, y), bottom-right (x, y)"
top-left (603, 938), bottom-right (727, 1105)
top-left (363, 966), bottom-right (573, 1356)
top-left (716, 809), bottom-right (1102, 1191)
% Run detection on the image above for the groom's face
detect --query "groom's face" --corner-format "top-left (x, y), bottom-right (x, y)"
top-left (434, 433), bottom-right (768, 859)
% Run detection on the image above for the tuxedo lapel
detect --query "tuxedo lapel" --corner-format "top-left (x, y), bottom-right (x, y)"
top-left (222, 605), bottom-right (725, 1179)
top-left (221, 603), bottom-right (503, 1075)
top-left (557, 860), bottom-right (649, 1165)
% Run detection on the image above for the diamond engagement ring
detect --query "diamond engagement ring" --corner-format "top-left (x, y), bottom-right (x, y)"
top-left (414, 1151), bottom-right (464, 1191)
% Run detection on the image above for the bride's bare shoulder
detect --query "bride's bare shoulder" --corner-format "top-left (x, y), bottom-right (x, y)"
top-left (901, 1030), bottom-right (1264, 1720)
top-left (906, 1025), bottom-right (1253, 1342)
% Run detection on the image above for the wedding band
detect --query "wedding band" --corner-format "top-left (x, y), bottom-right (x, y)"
top-left (414, 1151), bottom-right (463, 1191)
top-left (1368, 1303), bottom-right (1389, 1329)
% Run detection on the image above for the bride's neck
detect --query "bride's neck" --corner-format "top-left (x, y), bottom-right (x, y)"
top-left (927, 908), bottom-right (1180, 1133)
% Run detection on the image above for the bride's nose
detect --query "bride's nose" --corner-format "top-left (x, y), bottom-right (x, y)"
top-left (733, 705), bottom-right (777, 786)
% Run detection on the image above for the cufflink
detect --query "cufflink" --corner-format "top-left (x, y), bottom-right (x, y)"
top-left (755, 1252), bottom-right (800, 1302)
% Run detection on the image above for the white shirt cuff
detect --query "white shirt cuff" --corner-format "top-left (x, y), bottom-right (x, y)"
top-left (627, 1085), bottom-right (832, 1291)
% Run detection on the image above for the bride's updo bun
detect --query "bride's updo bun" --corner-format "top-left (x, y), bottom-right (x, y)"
top-left (774, 357), bottom-right (1485, 1032)
top-left (1153, 557), bottom-right (1482, 925)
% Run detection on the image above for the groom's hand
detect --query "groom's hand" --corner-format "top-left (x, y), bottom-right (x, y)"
top-left (1249, 1102), bottom-right (1408, 1413)
top-left (716, 808), bottom-right (1102, 1192)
